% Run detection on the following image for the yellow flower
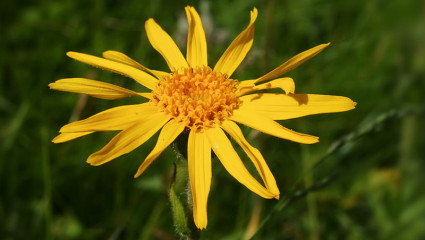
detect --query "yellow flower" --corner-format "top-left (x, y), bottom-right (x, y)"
top-left (49, 6), bottom-right (356, 229)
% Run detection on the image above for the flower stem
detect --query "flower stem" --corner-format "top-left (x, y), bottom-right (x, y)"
top-left (170, 139), bottom-right (200, 240)
top-left (169, 163), bottom-right (191, 238)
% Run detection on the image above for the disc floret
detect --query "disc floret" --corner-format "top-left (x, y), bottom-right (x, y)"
top-left (152, 67), bottom-right (240, 131)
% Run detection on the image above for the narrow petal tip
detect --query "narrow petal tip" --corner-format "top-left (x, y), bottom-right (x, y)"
top-left (51, 134), bottom-right (66, 143)
top-left (101, 50), bottom-right (113, 57)
top-left (66, 51), bottom-right (78, 59)
top-left (133, 172), bottom-right (141, 178)
top-left (250, 8), bottom-right (258, 21)
top-left (86, 154), bottom-right (103, 166)
top-left (145, 18), bottom-right (154, 24)
top-left (86, 159), bottom-right (101, 166)
top-left (196, 225), bottom-right (207, 230)
top-left (345, 98), bottom-right (357, 110)
top-left (252, 7), bottom-right (258, 15)
top-left (310, 136), bottom-right (320, 144)
top-left (66, 51), bottom-right (87, 62)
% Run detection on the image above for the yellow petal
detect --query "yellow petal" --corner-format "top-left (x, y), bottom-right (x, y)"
top-left (240, 93), bottom-right (357, 120)
top-left (87, 112), bottom-right (170, 166)
top-left (205, 127), bottom-right (276, 199)
top-left (237, 77), bottom-right (295, 96)
top-left (66, 52), bottom-right (158, 90)
top-left (52, 131), bottom-right (93, 143)
top-left (102, 50), bottom-right (169, 79)
top-left (221, 121), bottom-right (280, 197)
top-left (255, 43), bottom-right (330, 84)
top-left (238, 79), bottom-right (256, 88)
top-left (60, 103), bottom-right (158, 133)
top-left (49, 78), bottom-right (139, 100)
top-left (230, 109), bottom-right (319, 144)
top-left (188, 130), bottom-right (211, 229)
top-left (145, 18), bottom-right (189, 71)
top-left (185, 6), bottom-right (208, 67)
top-left (134, 120), bottom-right (185, 178)
top-left (213, 8), bottom-right (258, 77)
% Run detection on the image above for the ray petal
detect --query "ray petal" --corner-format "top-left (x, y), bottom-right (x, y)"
top-left (102, 50), bottom-right (169, 79)
top-left (145, 18), bottom-right (189, 71)
top-left (66, 52), bottom-right (158, 90)
top-left (87, 112), bottom-right (170, 166)
top-left (188, 130), bottom-right (211, 229)
top-left (213, 8), bottom-right (258, 77)
top-left (239, 93), bottom-right (357, 120)
top-left (49, 78), bottom-right (140, 100)
top-left (237, 77), bottom-right (295, 96)
top-left (255, 43), bottom-right (330, 84)
top-left (221, 121), bottom-right (280, 197)
top-left (230, 109), bottom-right (319, 144)
top-left (52, 131), bottom-right (94, 143)
top-left (134, 120), bottom-right (185, 178)
top-left (238, 79), bottom-right (256, 88)
top-left (206, 127), bottom-right (277, 199)
top-left (60, 103), bottom-right (158, 133)
top-left (185, 6), bottom-right (208, 68)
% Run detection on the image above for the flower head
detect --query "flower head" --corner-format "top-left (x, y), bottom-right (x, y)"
top-left (50, 6), bottom-right (356, 229)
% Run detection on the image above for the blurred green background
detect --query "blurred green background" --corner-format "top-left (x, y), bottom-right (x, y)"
top-left (1, 0), bottom-right (424, 239)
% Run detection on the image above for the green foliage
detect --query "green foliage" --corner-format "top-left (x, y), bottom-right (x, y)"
top-left (1, 0), bottom-right (424, 239)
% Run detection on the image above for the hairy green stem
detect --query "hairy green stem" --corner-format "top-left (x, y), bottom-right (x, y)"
top-left (170, 140), bottom-right (200, 240)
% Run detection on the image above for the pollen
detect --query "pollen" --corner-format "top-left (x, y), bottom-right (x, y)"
top-left (152, 66), bottom-right (240, 131)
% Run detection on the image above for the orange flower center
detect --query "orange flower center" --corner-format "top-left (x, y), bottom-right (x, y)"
top-left (152, 67), bottom-right (240, 131)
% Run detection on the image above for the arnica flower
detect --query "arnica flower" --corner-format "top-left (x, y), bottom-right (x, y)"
top-left (50, 6), bottom-right (356, 229)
